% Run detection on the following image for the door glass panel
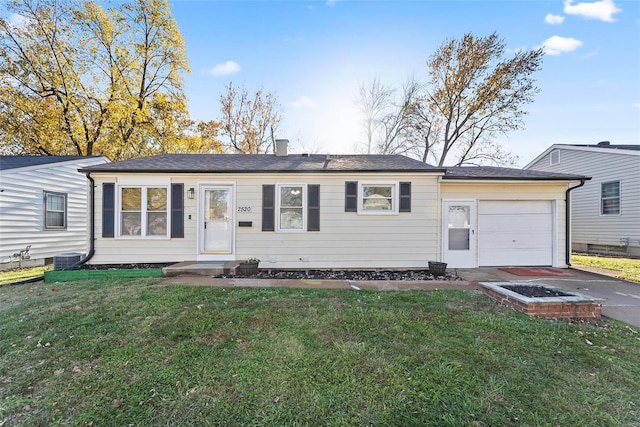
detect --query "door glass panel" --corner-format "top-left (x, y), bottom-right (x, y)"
top-left (203, 189), bottom-right (232, 253)
top-left (448, 205), bottom-right (470, 250)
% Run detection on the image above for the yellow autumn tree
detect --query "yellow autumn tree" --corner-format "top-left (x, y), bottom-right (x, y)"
top-left (0, 0), bottom-right (220, 159)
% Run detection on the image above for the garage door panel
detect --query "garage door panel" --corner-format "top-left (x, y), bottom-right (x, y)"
top-left (479, 215), bottom-right (552, 232)
top-left (480, 249), bottom-right (551, 267)
top-left (479, 201), bottom-right (553, 266)
top-left (479, 201), bottom-right (552, 215)
top-left (480, 232), bottom-right (552, 248)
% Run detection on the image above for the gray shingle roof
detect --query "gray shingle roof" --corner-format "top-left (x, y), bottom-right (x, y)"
top-left (443, 166), bottom-right (589, 181)
top-left (0, 155), bottom-right (98, 171)
top-left (80, 153), bottom-right (588, 181)
top-left (80, 154), bottom-right (447, 173)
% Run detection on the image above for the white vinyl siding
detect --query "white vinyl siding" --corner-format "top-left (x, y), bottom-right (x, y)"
top-left (0, 157), bottom-right (109, 268)
top-left (90, 172), bottom-right (441, 269)
top-left (441, 181), bottom-right (569, 267)
top-left (526, 146), bottom-right (640, 252)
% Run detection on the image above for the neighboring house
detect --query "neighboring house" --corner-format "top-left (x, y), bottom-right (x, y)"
top-left (80, 140), bottom-right (587, 269)
top-left (0, 155), bottom-right (110, 270)
top-left (525, 141), bottom-right (640, 257)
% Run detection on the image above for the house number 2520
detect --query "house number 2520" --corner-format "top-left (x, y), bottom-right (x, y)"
top-left (237, 206), bottom-right (252, 213)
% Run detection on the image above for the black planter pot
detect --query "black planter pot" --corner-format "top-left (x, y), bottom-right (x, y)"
top-left (239, 263), bottom-right (258, 276)
top-left (428, 261), bottom-right (447, 276)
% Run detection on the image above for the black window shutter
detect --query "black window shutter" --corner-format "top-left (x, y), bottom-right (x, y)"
top-left (171, 183), bottom-right (184, 238)
top-left (345, 181), bottom-right (357, 212)
top-left (307, 185), bottom-right (320, 231)
top-left (399, 182), bottom-right (411, 212)
top-left (102, 183), bottom-right (115, 237)
top-left (262, 185), bottom-right (275, 231)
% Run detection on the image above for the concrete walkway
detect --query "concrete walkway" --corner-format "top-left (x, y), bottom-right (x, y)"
top-left (159, 267), bottom-right (640, 328)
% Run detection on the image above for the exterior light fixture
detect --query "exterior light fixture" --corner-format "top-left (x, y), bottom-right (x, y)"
top-left (187, 188), bottom-right (195, 199)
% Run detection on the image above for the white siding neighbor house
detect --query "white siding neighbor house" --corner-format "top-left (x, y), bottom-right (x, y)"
top-left (0, 155), bottom-right (110, 270)
top-left (80, 140), bottom-right (587, 270)
top-left (525, 142), bottom-right (640, 257)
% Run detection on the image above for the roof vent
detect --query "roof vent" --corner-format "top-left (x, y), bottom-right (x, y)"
top-left (597, 141), bottom-right (610, 146)
top-left (275, 139), bottom-right (289, 157)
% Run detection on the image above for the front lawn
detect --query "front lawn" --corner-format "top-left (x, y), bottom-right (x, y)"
top-left (572, 254), bottom-right (640, 283)
top-left (1, 279), bottom-right (638, 426)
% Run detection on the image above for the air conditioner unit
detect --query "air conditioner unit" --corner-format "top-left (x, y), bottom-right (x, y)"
top-left (53, 253), bottom-right (82, 270)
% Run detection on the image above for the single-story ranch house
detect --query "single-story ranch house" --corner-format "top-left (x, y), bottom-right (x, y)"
top-left (80, 140), bottom-right (589, 269)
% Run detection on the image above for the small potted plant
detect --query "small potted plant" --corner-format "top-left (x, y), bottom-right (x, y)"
top-left (239, 258), bottom-right (260, 276)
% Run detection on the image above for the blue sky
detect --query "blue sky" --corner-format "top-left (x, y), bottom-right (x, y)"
top-left (173, 0), bottom-right (640, 166)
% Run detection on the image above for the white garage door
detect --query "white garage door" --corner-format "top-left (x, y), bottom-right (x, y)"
top-left (478, 201), bottom-right (553, 266)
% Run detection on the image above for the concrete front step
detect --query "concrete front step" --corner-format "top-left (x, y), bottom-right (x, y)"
top-left (162, 261), bottom-right (241, 277)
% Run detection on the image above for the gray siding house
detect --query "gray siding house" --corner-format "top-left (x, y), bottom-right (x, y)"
top-left (525, 142), bottom-right (640, 257)
top-left (0, 155), bottom-right (109, 270)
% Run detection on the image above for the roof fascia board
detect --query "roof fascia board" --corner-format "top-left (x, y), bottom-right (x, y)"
top-left (83, 168), bottom-right (447, 174)
top-left (441, 178), bottom-right (589, 184)
top-left (1, 156), bottom-right (109, 175)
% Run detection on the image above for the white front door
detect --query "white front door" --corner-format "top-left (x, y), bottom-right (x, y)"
top-left (199, 186), bottom-right (234, 258)
top-left (443, 201), bottom-right (476, 268)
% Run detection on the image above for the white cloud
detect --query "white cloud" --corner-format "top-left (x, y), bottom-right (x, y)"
top-left (326, 0), bottom-right (339, 6)
top-left (545, 13), bottom-right (565, 24)
top-left (206, 61), bottom-right (241, 76)
top-left (9, 13), bottom-right (28, 28)
top-left (291, 96), bottom-right (315, 108)
top-left (538, 36), bottom-right (583, 55)
top-left (563, 0), bottom-right (622, 22)
top-left (633, 102), bottom-right (640, 108)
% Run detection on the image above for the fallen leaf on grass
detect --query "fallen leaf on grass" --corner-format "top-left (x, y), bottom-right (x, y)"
top-left (112, 399), bottom-right (124, 408)
top-left (54, 368), bottom-right (64, 376)
top-left (197, 304), bottom-right (204, 310)
top-left (51, 288), bottom-right (58, 292)
top-left (74, 305), bottom-right (81, 311)
top-left (73, 366), bottom-right (82, 373)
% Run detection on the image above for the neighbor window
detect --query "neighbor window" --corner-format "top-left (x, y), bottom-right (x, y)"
top-left (44, 191), bottom-right (67, 230)
top-left (119, 186), bottom-right (168, 236)
top-left (550, 150), bottom-right (560, 165)
top-left (277, 185), bottom-right (306, 231)
top-left (359, 183), bottom-right (398, 214)
top-left (601, 181), bottom-right (620, 215)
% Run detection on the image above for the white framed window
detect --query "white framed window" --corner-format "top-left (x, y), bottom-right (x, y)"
top-left (601, 181), bottom-right (620, 215)
top-left (358, 182), bottom-right (398, 214)
top-left (550, 150), bottom-right (560, 165)
top-left (277, 184), bottom-right (306, 231)
top-left (44, 191), bottom-right (67, 230)
top-left (119, 186), bottom-right (168, 237)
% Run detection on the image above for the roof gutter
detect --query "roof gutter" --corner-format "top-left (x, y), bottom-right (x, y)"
top-left (565, 178), bottom-right (589, 266)
top-left (68, 172), bottom-right (96, 268)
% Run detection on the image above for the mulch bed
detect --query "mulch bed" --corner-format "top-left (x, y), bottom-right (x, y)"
top-left (218, 269), bottom-right (462, 281)
top-left (500, 284), bottom-right (573, 298)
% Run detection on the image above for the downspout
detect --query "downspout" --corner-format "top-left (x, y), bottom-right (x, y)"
top-left (68, 172), bottom-right (96, 268)
top-left (565, 178), bottom-right (588, 267)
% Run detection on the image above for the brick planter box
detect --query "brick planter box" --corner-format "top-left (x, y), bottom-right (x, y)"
top-left (480, 282), bottom-right (603, 319)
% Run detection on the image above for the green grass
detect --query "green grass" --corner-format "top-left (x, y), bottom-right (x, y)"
top-left (0, 265), bottom-right (51, 285)
top-left (572, 254), bottom-right (640, 283)
top-left (1, 279), bottom-right (639, 426)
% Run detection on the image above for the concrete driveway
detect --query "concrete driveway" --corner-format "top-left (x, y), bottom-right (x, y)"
top-left (458, 267), bottom-right (640, 328)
